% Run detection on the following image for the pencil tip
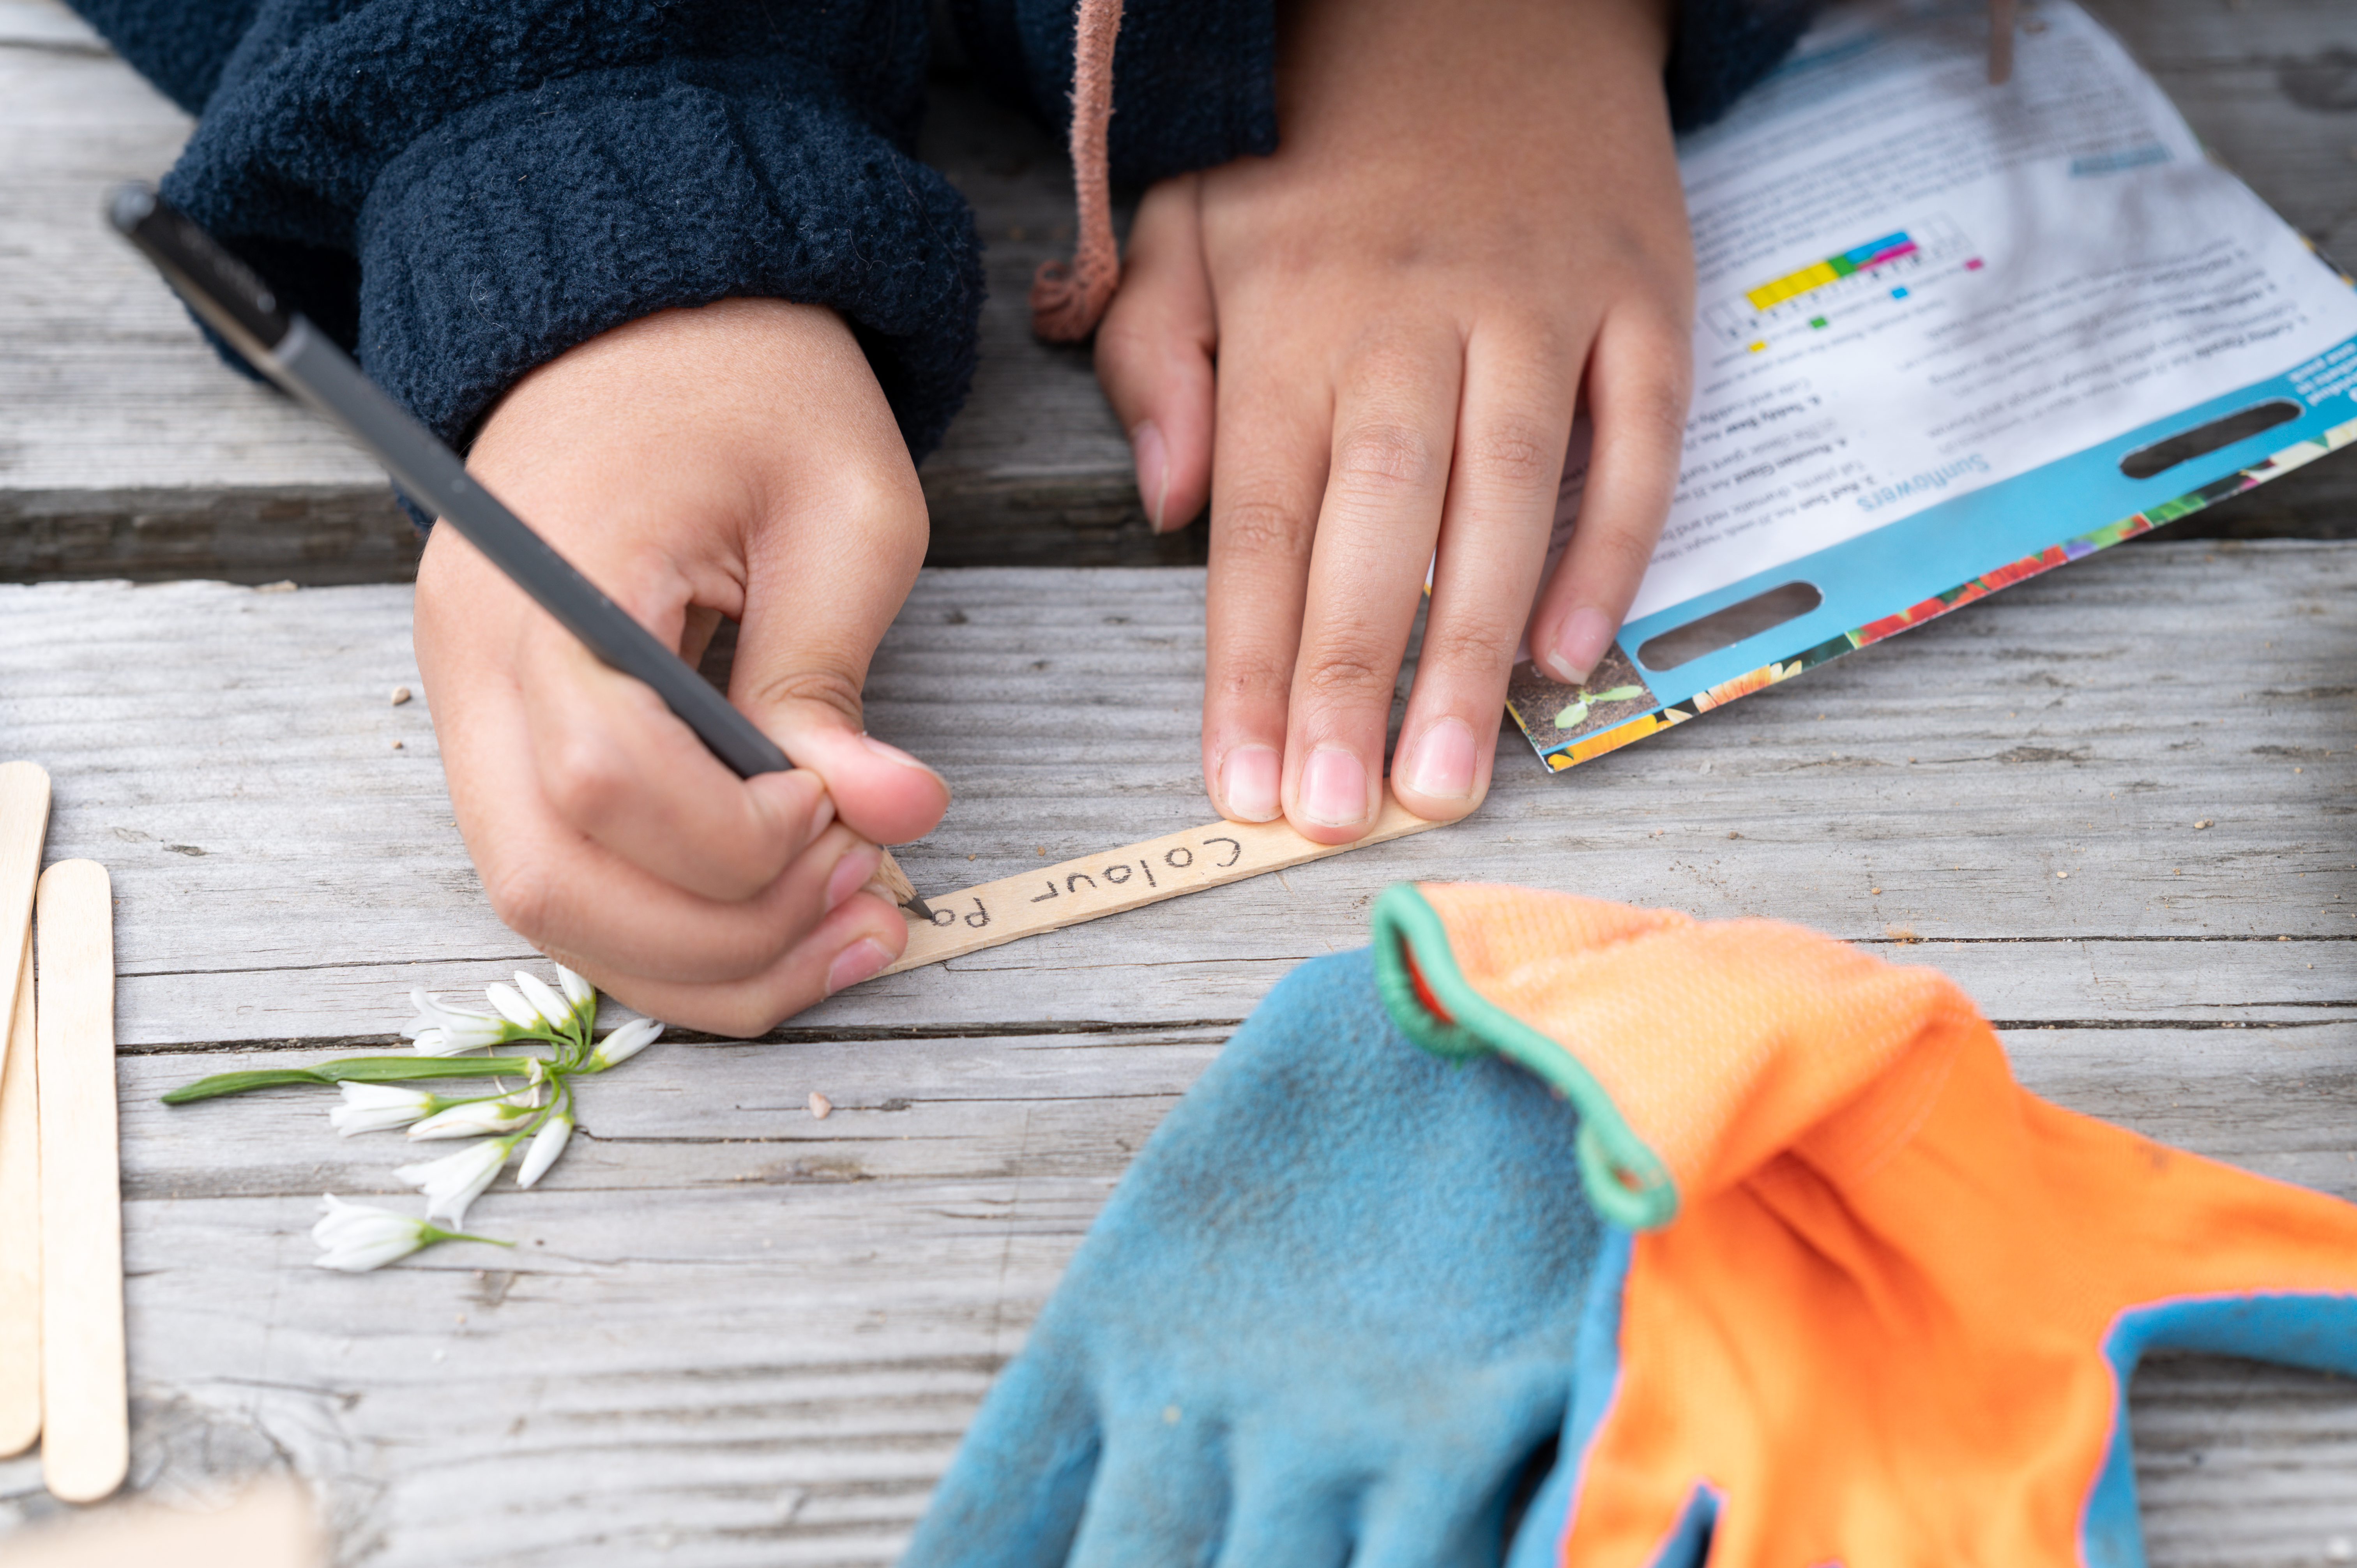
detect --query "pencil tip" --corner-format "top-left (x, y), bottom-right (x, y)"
top-left (902, 893), bottom-right (937, 923)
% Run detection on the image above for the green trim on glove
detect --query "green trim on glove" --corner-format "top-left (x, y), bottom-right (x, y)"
top-left (1371, 883), bottom-right (1678, 1231)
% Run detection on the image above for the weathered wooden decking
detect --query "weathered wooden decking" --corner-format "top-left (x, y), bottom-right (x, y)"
top-left (0, 549), bottom-right (2353, 1563)
top-left (3, 0), bottom-right (2356, 1560)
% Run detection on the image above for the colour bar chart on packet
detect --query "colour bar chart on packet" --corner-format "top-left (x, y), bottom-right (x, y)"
top-left (1707, 215), bottom-right (1980, 351)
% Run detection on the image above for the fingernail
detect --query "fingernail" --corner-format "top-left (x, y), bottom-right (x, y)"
top-left (825, 938), bottom-right (893, 996)
top-left (861, 733), bottom-right (949, 791)
top-left (1300, 746), bottom-right (1368, 827)
top-left (1401, 717), bottom-right (1477, 802)
top-left (1219, 744), bottom-right (1282, 822)
top-left (1548, 607), bottom-right (1616, 686)
top-left (826, 843), bottom-right (882, 911)
top-left (1131, 420), bottom-right (1170, 533)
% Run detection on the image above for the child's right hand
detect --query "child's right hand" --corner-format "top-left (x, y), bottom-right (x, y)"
top-left (412, 298), bottom-right (949, 1036)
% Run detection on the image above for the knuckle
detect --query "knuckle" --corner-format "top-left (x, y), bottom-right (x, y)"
top-left (1212, 647), bottom-right (1295, 705)
top-left (1330, 422), bottom-right (1439, 498)
top-left (751, 667), bottom-right (865, 728)
top-left (1298, 644), bottom-right (1397, 703)
top-left (483, 861), bottom-right (558, 946)
top-left (1417, 619), bottom-right (1514, 680)
top-left (540, 733), bottom-right (633, 834)
top-left (1093, 311), bottom-right (1159, 373)
top-left (1635, 374), bottom-right (1694, 436)
top-left (1463, 417), bottom-right (1557, 491)
top-left (834, 462), bottom-right (924, 531)
top-left (1216, 496), bottom-right (1313, 562)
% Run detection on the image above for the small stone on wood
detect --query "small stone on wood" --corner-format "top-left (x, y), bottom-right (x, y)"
top-left (807, 1092), bottom-right (832, 1120)
top-left (390, 686), bottom-right (412, 706)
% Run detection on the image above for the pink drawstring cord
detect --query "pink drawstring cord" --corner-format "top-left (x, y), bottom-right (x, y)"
top-left (1030, 0), bottom-right (1125, 342)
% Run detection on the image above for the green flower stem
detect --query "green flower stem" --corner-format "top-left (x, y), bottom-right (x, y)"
top-left (419, 1224), bottom-right (515, 1249)
top-left (161, 1054), bottom-right (549, 1105)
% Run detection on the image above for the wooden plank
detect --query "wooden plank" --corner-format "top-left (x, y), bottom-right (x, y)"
top-left (30, 1019), bottom-right (2346, 1563)
top-left (0, 542), bottom-right (2349, 1044)
top-left (4, 0), bottom-right (2354, 586)
top-left (2081, 0), bottom-right (2357, 269)
top-left (34, 860), bottom-right (124, 1504)
top-left (0, 543), bottom-right (2346, 1554)
top-left (0, 932), bottom-right (39, 1459)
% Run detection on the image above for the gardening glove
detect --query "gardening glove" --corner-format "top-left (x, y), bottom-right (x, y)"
top-left (1371, 882), bottom-right (2357, 1568)
top-left (902, 945), bottom-right (1606, 1568)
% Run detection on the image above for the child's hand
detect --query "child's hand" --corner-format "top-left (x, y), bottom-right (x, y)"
top-left (1095, 0), bottom-right (1692, 841)
top-left (412, 299), bottom-right (948, 1035)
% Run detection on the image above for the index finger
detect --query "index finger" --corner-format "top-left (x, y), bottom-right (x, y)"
top-left (1528, 306), bottom-right (1692, 686)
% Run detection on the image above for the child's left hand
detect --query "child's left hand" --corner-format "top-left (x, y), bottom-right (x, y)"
top-left (1094, 0), bottom-right (1693, 841)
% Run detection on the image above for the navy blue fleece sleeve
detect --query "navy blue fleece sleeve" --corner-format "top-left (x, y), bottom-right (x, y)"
top-left (71, 0), bottom-right (982, 462)
top-left (950, 0), bottom-right (1820, 182)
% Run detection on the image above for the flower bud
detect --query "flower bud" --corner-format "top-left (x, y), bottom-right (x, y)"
top-left (516, 1112), bottom-right (574, 1188)
top-left (587, 1017), bottom-right (663, 1071)
top-left (329, 1082), bottom-right (438, 1136)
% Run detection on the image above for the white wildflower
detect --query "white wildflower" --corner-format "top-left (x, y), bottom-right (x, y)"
top-left (394, 1139), bottom-right (511, 1229)
top-left (311, 1195), bottom-right (436, 1272)
top-left (329, 1082), bottom-right (438, 1136)
top-left (405, 989), bottom-right (509, 1055)
top-left (586, 1017), bottom-right (663, 1071)
top-left (512, 971), bottom-right (571, 1035)
top-left (408, 1094), bottom-right (540, 1141)
top-left (515, 1111), bottom-right (574, 1188)
top-left (484, 981), bottom-right (549, 1032)
top-left (557, 964), bottom-right (597, 1029)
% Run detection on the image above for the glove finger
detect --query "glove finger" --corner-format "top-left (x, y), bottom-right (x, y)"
top-left (902, 1347), bottom-right (1101, 1568)
top-left (1208, 1473), bottom-right (1351, 1568)
top-left (1065, 1414), bottom-right (1231, 1568)
top-left (1355, 1379), bottom-right (1570, 1568)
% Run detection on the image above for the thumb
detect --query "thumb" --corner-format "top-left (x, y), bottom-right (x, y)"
top-left (733, 477), bottom-right (950, 849)
top-left (1095, 173), bottom-right (1216, 535)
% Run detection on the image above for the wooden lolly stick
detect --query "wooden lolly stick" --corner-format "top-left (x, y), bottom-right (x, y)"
top-left (0, 763), bottom-right (50, 1461)
top-left (0, 930), bottom-right (39, 1458)
top-left (882, 791), bottom-right (1443, 976)
top-left (0, 761), bottom-right (48, 1084)
top-left (36, 860), bottom-right (126, 1504)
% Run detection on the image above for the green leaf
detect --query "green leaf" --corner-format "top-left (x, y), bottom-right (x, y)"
top-left (1591, 686), bottom-right (1645, 703)
top-left (1552, 700), bottom-right (1590, 730)
top-left (161, 1054), bottom-right (537, 1105)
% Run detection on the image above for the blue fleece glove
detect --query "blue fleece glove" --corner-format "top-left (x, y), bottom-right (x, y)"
top-left (901, 948), bottom-right (1603, 1567)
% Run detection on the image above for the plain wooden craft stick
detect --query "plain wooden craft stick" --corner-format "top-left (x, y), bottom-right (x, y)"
top-left (0, 930), bottom-right (39, 1459)
top-left (0, 762), bottom-right (50, 1461)
top-left (4, 1476), bottom-right (324, 1568)
top-left (0, 761), bottom-right (48, 1082)
top-left (36, 860), bottom-right (126, 1504)
top-left (881, 791), bottom-right (1444, 976)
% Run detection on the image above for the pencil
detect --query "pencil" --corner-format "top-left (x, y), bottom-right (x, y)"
top-left (107, 185), bottom-right (935, 921)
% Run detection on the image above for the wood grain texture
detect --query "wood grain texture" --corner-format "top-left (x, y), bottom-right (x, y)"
top-left (0, 541), bottom-right (2349, 1560)
top-left (0, 932), bottom-right (39, 1459)
top-left (34, 860), bottom-right (124, 1504)
top-left (883, 795), bottom-right (1441, 972)
top-left (3, 0), bottom-right (2352, 585)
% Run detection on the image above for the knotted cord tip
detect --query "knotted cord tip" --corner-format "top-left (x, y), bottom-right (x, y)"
top-left (1029, 256), bottom-right (1120, 344)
